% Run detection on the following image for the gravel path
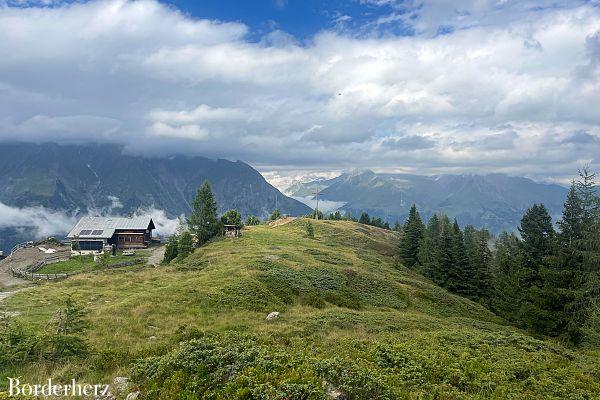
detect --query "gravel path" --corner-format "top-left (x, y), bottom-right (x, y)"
top-left (268, 217), bottom-right (297, 227)
top-left (147, 245), bottom-right (165, 266)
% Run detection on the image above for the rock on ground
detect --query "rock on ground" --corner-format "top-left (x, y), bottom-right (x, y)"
top-left (126, 392), bottom-right (140, 400)
top-left (266, 311), bottom-right (280, 321)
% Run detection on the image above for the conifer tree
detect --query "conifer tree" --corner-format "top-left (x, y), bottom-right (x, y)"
top-left (446, 219), bottom-right (476, 297)
top-left (492, 232), bottom-right (525, 322)
top-left (419, 214), bottom-right (441, 278)
top-left (519, 204), bottom-right (555, 269)
top-left (359, 212), bottom-right (371, 225)
top-left (269, 209), bottom-right (282, 221)
top-left (178, 231), bottom-right (194, 258)
top-left (547, 181), bottom-right (586, 340)
top-left (474, 228), bottom-right (494, 303)
top-left (518, 204), bottom-right (556, 333)
top-left (432, 215), bottom-right (453, 287)
top-left (163, 235), bottom-right (179, 263)
top-left (558, 183), bottom-right (585, 246)
top-left (399, 205), bottom-right (425, 269)
top-left (187, 181), bottom-right (222, 246)
top-left (221, 209), bottom-right (242, 227)
top-left (305, 221), bottom-right (315, 238)
top-left (565, 168), bottom-right (600, 343)
top-left (246, 216), bottom-right (261, 226)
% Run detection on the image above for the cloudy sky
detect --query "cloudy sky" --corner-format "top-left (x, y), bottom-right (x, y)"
top-left (0, 0), bottom-right (599, 189)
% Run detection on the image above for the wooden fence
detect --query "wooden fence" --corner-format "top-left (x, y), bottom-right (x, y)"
top-left (8, 252), bottom-right (73, 281)
top-left (7, 246), bottom-right (144, 281)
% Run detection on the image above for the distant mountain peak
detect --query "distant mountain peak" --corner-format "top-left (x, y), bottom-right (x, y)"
top-left (349, 168), bottom-right (375, 177)
top-left (287, 170), bottom-right (568, 233)
top-left (0, 142), bottom-right (312, 252)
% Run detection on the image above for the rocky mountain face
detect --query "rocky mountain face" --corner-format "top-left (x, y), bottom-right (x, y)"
top-left (286, 170), bottom-right (568, 233)
top-left (0, 142), bottom-right (311, 251)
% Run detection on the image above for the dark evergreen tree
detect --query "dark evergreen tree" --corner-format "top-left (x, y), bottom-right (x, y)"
top-left (328, 211), bottom-right (343, 220)
top-left (558, 183), bottom-right (585, 246)
top-left (431, 215), bottom-right (453, 287)
top-left (187, 181), bottom-right (222, 246)
top-left (269, 209), bottom-right (282, 221)
top-left (359, 212), bottom-right (371, 225)
top-left (221, 209), bottom-right (242, 227)
top-left (419, 214), bottom-right (441, 278)
top-left (246, 216), bottom-right (261, 226)
top-left (565, 168), bottom-right (600, 343)
top-left (492, 232), bottom-right (525, 322)
top-left (517, 204), bottom-right (557, 333)
top-left (446, 219), bottom-right (476, 297)
top-left (305, 221), bottom-right (315, 238)
top-left (310, 209), bottom-right (324, 220)
top-left (474, 228), bottom-right (493, 303)
top-left (163, 235), bottom-right (179, 264)
top-left (519, 203), bottom-right (555, 269)
top-left (178, 231), bottom-right (194, 258)
top-left (399, 204), bottom-right (424, 269)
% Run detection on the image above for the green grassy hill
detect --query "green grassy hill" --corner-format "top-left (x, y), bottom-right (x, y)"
top-left (1, 219), bottom-right (599, 399)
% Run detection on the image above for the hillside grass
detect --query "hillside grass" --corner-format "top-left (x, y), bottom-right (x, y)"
top-left (0, 219), bottom-right (599, 399)
top-left (35, 251), bottom-right (149, 274)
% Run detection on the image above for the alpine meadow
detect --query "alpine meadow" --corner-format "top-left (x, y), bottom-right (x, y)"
top-left (1, 0), bottom-right (599, 399)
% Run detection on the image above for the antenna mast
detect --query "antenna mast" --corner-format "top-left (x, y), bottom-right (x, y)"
top-left (312, 183), bottom-right (321, 220)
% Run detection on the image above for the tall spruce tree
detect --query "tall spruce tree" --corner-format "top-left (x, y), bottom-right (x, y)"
top-left (446, 219), bottom-right (476, 296)
top-left (399, 205), bottom-right (425, 269)
top-left (558, 184), bottom-right (585, 246)
top-left (419, 214), bottom-right (441, 278)
top-left (359, 212), bottom-right (371, 225)
top-left (566, 168), bottom-right (600, 343)
top-left (474, 228), bottom-right (494, 304)
top-left (432, 215), bottom-right (454, 287)
top-left (519, 204), bottom-right (555, 270)
top-left (163, 235), bottom-right (179, 264)
top-left (536, 184), bottom-right (586, 339)
top-left (187, 181), bottom-right (222, 246)
top-left (518, 204), bottom-right (557, 333)
top-left (492, 232), bottom-right (525, 322)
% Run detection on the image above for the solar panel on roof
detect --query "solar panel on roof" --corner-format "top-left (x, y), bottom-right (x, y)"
top-left (79, 230), bottom-right (92, 235)
top-left (91, 230), bottom-right (104, 235)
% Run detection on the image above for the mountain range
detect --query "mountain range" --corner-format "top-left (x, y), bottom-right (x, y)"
top-left (0, 142), bottom-right (311, 252)
top-left (285, 170), bottom-right (569, 233)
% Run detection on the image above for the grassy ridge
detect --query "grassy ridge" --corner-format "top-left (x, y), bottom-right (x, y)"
top-left (1, 219), bottom-right (599, 398)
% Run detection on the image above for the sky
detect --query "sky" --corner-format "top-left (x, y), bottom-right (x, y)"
top-left (0, 0), bottom-right (599, 190)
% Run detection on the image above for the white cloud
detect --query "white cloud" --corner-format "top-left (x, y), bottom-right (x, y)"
top-left (133, 207), bottom-right (182, 237)
top-left (0, 200), bottom-right (182, 241)
top-left (291, 197), bottom-right (346, 214)
top-left (0, 0), bottom-right (598, 183)
top-left (0, 202), bottom-right (78, 239)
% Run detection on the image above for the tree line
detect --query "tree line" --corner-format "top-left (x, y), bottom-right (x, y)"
top-left (398, 168), bottom-right (600, 344)
top-left (314, 209), bottom-right (391, 230)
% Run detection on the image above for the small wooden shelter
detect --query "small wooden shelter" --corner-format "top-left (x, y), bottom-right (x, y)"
top-left (224, 225), bottom-right (241, 238)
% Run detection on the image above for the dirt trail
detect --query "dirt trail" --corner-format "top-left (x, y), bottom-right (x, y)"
top-left (147, 245), bottom-right (165, 266)
top-left (267, 217), bottom-right (297, 227)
